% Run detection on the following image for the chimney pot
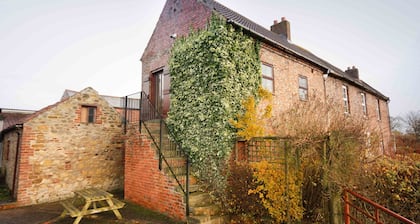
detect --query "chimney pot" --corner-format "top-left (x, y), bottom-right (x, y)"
top-left (271, 16), bottom-right (291, 41)
top-left (345, 66), bottom-right (359, 80)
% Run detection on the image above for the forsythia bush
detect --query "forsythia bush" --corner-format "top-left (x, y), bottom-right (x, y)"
top-left (359, 155), bottom-right (420, 222)
top-left (231, 87), bottom-right (273, 140)
top-left (249, 160), bottom-right (304, 223)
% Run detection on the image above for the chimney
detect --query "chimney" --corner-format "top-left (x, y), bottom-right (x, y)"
top-left (345, 66), bottom-right (359, 80)
top-left (271, 17), bottom-right (291, 41)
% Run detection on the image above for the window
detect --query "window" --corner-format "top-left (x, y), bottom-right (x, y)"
top-left (376, 99), bottom-right (381, 120)
top-left (361, 93), bottom-right (367, 116)
top-left (261, 63), bottom-right (274, 93)
top-left (342, 85), bottom-right (350, 113)
top-left (298, 75), bottom-right (308, 101)
top-left (81, 106), bottom-right (97, 123)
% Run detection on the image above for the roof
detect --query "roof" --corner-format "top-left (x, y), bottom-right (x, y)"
top-left (0, 109), bottom-right (36, 131)
top-left (62, 89), bottom-right (140, 109)
top-left (62, 89), bottom-right (125, 108)
top-left (207, 0), bottom-right (389, 101)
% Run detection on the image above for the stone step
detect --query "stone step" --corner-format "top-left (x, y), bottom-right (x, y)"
top-left (164, 166), bottom-right (186, 176)
top-left (189, 192), bottom-right (212, 207)
top-left (174, 183), bottom-right (201, 195)
top-left (162, 157), bottom-right (186, 167)
top-left (161, 149), bottom-right (184, 158)
top-left (190, 204), bottom-right (220, 216)
top-left (188, 215), bottom-right (227, 224)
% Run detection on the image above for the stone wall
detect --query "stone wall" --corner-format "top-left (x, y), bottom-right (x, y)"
top-left (124, 125), bottom-right (186, 221)
top-left (15, 87), bottom-right (124, 205)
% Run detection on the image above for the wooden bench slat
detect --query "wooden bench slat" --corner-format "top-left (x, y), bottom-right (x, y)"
top-left (110, 198), bottom-right (125, 209)
top-left (60, 200), bottom-right (81, 217)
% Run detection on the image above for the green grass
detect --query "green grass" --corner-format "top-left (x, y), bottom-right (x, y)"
top-left (0, 185), bottom-right (12, 202)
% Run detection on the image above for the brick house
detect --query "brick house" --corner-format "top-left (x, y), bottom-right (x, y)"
top-left (0, 87), bottom-right (124, 206)
top-left (126, 0), bottom-right (392, 221)
top-left (141, 0), bottom-right (390, 150)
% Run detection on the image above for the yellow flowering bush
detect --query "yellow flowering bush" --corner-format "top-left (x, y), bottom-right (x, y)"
top-left (249, 160), bottom-right (304, 222)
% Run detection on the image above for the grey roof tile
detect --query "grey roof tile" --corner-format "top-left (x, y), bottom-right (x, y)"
top-left (208, 0), bottom-right (389, 100)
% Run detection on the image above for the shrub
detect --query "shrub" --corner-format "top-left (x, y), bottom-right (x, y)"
top-left (224, 162), bottom-right (272, 223)
top-left (358, 154), bottom-right (420, 222)
top-left (249, 160), bottom-right (304, 223)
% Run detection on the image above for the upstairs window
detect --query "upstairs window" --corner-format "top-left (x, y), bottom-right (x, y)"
top-left (81, 106), bottom-right (97, 123)
top-left (361, 93), bottom-right (367, 116)
top-left (342, 85), bottom-right (350, 113)
top-left (298, 75), bottom-right (308, 101)
top-left (376, 99), bottom-right (381, 120)
top-left (261, 63), bottom-right (274, 93)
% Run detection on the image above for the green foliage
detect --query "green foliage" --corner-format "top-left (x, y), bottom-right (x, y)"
top-left (358, 155), bottom-right (420, 222)
top-left (167, 14), bottom-right (261, 189)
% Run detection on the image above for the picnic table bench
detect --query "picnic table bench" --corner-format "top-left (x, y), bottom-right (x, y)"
top-left (60, 188), bottom-right (125, 224)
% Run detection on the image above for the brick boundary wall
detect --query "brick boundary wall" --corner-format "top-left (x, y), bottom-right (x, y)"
top-left (124, 125), bottom-right (186, 221)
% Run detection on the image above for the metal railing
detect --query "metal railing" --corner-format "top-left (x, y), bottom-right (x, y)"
top-left (121, 92), bottom-right (141, 133)
top-left (343, 189), bottom-right (416, 224)
top-left (139, 91), bottom-right (190, 217)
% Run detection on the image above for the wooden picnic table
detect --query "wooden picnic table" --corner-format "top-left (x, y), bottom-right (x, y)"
top-left (60, 188), bottom-right (125, 224)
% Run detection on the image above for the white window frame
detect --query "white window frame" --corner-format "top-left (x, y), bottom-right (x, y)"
top-left (298, 75), bottom-right (308, 101)
top-left (261, 63), bottom-right (274, 93)
top-left (342, 85), bottom-right (350, 114)
top-left (361, 93), bottom-right (367, 116)
top-left (376, 99), bottom-right (381, 121)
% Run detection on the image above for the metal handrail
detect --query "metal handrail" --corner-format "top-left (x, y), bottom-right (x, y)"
top-left (139, 91), bottom-right (190, 217)
top-left (343, 189), bottom-right (416, 224)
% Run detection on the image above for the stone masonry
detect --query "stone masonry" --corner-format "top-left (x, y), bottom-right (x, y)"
top-left (14, 87), bottom-right (124, 205)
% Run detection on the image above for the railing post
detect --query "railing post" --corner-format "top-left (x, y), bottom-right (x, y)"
top-left (159, 118), bottom-right (163, 170)
top-left (186, 157), bottom-right (190, 217)
top-left (375, 208), bottom-right (380, 224)
top-left (124, 96), bottom-right (128, 134)
top-left (343, 190), bottom-right (350, 224)
top-left (139, 92), bottom-right (143, 133)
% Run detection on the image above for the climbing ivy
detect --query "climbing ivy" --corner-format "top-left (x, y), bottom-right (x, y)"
top-left (167, 14), bottom-right (261, 188)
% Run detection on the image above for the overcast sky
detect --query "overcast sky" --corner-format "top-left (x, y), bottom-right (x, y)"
top-left (1, 0), bottom-right (419, 117)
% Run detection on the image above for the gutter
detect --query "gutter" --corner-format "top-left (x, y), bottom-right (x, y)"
top-left (12, 124), bottom-right (22, 199)
top-left (225, 19), bottom-right (389, 102)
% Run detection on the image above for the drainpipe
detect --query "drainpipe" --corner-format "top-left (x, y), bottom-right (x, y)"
top-left (12, 124), bottom-right (22, 200)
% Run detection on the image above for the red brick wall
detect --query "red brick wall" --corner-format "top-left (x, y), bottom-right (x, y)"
top-left (124, 126), bottom-right (186, 221)
top-left (260, 43), bottom-right (392, 154)
top-left (16, 125), bottom-right (35, 205)
top-left (141, 0), bottom-right (212, 95)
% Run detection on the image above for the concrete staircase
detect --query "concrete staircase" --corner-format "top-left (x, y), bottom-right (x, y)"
top-left (143, 120), bottom-right (226, 224)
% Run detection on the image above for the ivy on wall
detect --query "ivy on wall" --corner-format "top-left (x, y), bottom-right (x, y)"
top-left (167, 14), bottom-right (261, 187)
